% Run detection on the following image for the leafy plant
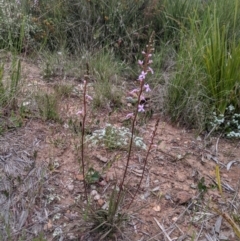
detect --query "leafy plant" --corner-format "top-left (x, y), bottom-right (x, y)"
top-left (208, 105), bottom-right (240, 138)
top-left (86, 123), bottom-right (147, 150)
top-left (197, 177), bottom-right (208, 194)
top-left (89, 186), bottom-right (127, 240)
top-left (85, 167), bottom-right (101, 184)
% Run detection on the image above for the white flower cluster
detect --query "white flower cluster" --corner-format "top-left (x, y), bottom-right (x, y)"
top-left (86, 123), bottom-right (147, 150)
top-left (209, 105), bottom-right (240, 138)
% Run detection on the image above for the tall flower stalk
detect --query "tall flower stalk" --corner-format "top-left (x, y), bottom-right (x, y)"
top-left (77, 64), bottom-right (92, 201)
top-left (116, 32), bottom-right (157, 208)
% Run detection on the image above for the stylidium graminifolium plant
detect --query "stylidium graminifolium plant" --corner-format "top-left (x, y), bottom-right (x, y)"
top-left (75, 33), bottom-right (160, 239)
top-left (116, 32), bottom-right (159, 209)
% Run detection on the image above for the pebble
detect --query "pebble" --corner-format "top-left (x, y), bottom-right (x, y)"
top-left (67, 184), bottom-right (74, 191)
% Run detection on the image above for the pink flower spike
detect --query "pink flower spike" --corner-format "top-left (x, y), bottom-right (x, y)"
top-left (138, 104), bottom-right (145, 112)
top-left (138, 60), bottom-right (143, 66)
top-left (126, 113), bottom-right (134, 118)
top-left (148, 59), bottom-right (153, 64)
top-left (148, 67), bottom-right (154, 74)
top-left (144, 84), bottom-right (151, 92)
top-left (86, 94), bottom-right (93, 101)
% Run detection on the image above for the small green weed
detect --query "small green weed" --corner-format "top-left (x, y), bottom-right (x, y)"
top-left (35, 93), bottom-right (60, 121)
top-left (42, 62), bottom-right (56, 81)
top-left (32, 233), bottom-right (47, 241)
top-left (197, 177), bottom-right (208, 194)
top-left (89, 51), bottom-right (123, 109)
top-left (85, 167), bottom-right (101, 184)
top-left (0, 57), bottom-right (22, 134)
top-left (54, 83), bottom-right (73, 98)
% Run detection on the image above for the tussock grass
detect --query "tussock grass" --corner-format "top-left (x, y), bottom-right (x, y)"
top-left (166, 0), bottom-right (240, 132)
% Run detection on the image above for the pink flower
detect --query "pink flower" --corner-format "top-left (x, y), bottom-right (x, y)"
top-left (138, 71), bottom-right (147, 81)
top-left (86, 94), bottom-right (93, 101)
top-left (144, 84), bottom-right (151, 92)
top-left (126, 113), bottom-right (134, 118)
top-left (148, 67), bottom-right (154, 74)
top-left (138, 60), bottom-right (143, 66)
top-left (140, 95), bottom-right (146, 101)
top-left (129, 88), bottom-right (139, 94)
top-left (138, 104), bottom-right (145, 112)
top-left (148, 59), bottom-right (153, 64)
top-left (76, 110), bottom-right (84, 115)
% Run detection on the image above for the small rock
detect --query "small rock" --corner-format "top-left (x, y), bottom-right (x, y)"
top-left (174, 191), bottom-right (192, 204)
top-left (98, 199), bottom-right (105, 206)
top-left (219, 230), bottom-right (235, 240)
top-left (44, 220), bottom-right (53, 230)
top-left (90, 190), bottom-right (98, 196)
top-left (106, 172), bottom-right (114, 181)
top-left (177, 173), bottom-right (186, 182)
top-left (165, 194), bottom-right (172, 200)
top-left (95, 154), bottom-right (108, 163)
top-left (102, 202), bottom-right (109, 210)
top-left (67, 233), bottom-right (77, 240)
top-left (197, 136), bottom-right (202, 141)
top-left (151, 186), bottom-right (160, 192)
top-left (76, 174), bottom-right (84, 181)
top-left (153, 205), bottom-right (161, 212)
top-left (67, 184), bottom-right (74, 191)
top-left (94, 194), bottom-right (101, 201)
top-left (141, 191), bottom-right (151, 200)
top-left (99, 180), bottom-right (107, 186)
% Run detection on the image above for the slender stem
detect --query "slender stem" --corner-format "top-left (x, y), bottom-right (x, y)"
top-left (115, 49), bottom-right (151, 207)
top-left (115, 81), bottom-right (144, 206)
top-left (81, 80), bottom-right (88, 201)
top-left (127, 118), bottom-right (159, 209)
top-left (115, 31), bottom-right (155, 208)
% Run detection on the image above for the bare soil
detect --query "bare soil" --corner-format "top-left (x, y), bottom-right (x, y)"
top-left (0, 60), bottom-right (240, 241)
